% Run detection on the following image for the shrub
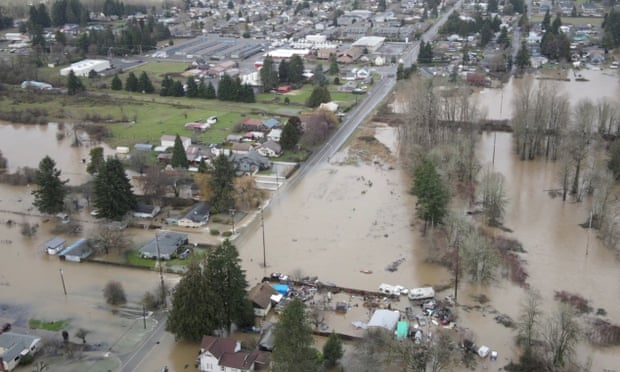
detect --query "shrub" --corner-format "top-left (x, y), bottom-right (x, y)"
top-left (210, 229), bottom-right (220, 236)
top-left (222, 231), bottom-right (233, 237)
top-left (103, 280), bottom-right (127, 305)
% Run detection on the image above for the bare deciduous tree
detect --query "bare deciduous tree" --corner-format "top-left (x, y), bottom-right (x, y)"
top-left (95, 225), bottom-right (131, 255)
top-left (233, 175), bottom-right (266, 210)
top-left (479, 168), bottom-right (508, 226)
top-left (517, 289), bottom-right (543, 350)
top-left (428, 330), bottom-right (454, 372)
top-left (542, 305), bottom-right (579, 370)
top-left (460, 230), bottom-right (498, 284)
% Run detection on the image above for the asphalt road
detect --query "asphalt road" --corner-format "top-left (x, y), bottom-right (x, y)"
top-left (120, 312), bottom-right (168, 372)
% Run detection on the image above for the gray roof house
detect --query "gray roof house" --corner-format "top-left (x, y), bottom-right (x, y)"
top-left (177, 202), bottom-right (211, 228)
top-left (139, 231), bottom-right (189, 260)
top-left (256, 141), bottom-right (282, 158)
top-left (58, 239), bottom-right (93, 262)
top-left (43, 236), bottom-right (66, 255)
top-left (230, 151), bottom-right (272, 176)
top-left (132, 202), bottom-right (161, 219)
top-left (0, 332), bottom-right (41, 371)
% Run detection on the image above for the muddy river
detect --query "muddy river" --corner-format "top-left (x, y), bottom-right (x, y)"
top-left (2, 68), bottom-right (620, 371)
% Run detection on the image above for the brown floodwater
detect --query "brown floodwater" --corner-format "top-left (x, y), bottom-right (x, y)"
top-left (4, 68), bottom-right (620, 371)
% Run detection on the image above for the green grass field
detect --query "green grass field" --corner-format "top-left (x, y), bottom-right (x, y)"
top-left (0, 60), bottom-right (364, 148)
top-left (530, 15), bottom-right (603, 28)
top-left (29, 318), bottom-right (70, 331)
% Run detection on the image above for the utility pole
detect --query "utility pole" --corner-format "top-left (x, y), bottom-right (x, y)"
top-left (586, 210), bottom-right (593, 256)
top-left (454, 245), bottom-right (459, 304)
top-left (155, 233), bottom-right (166, 309)
top-left (260, 208), bottom-right (267, 268)
top-left (229, 208), bottom-right (236, 234)
top-left (59, 268), bottom-right (67, 296)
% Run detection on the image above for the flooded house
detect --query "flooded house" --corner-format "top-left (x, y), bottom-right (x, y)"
top-left (177, 202), bottom-right (210, 228)
top-left (43, 237), bottom-right (65, 255)
top-left (58, 239), bottom-right (93, 262)
top-left (247, 282), bottom-right (279, 317)
top-left (139, 231), bottom-right (188, 260)
top-left (0, 332), bottom-right (41, 371)
top-left (198, 336), bottom-right (270, 372)
top-left (132, 202), bottom-right (161, 219)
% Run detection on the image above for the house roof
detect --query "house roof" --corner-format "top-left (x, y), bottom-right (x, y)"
top-left (367, 309), bottom-right (400, 330)
top-left (200, 336), bottom-right (238, 359)
top-left (220, 350), bottom-right (269, 369)
top-left (0, 332), bottom-right (40, 363)
top-left (139, 231), bottom-right (188, 257)
top-left (232, 142), bottom-right (253, 152)
top-left (261, 141), bottom-right (282, 153)
top-left (230, 151), bottom-right (272, 173)
top-left (248, 282), bottom-right (279, 309)
top-left (263, 118), bottom-right (280, 129)
top-left (43, 236), bottom-right (65, 249)
top-left (180, 202), bottom-right (210, 223)
top-left (161, 134), bottom-right (190, 143)
top-left (240, 117), bottom-right (264, 127)
top-left (59, 239), bottom-right (92, 259)
top-left (134, 202), bottom-right (157, 214)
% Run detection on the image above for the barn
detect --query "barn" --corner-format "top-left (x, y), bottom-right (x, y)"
top-left (60, 59), bottom-right (111, 77)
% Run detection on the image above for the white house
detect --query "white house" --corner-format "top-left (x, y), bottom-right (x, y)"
top-left (199, 336), bottom-right (270, 372)
top-left (256, 141), bottom-right (282, 158)
top-left (160, 135), bottom-right (191, 150)
top-left (0, 332), bottom-right (41, 371)
top-left (267, 128), bottom-right (282, 142)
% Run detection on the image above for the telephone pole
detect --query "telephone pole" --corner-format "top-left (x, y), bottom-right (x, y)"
top-left (155, 233), bottom-right (166, 309)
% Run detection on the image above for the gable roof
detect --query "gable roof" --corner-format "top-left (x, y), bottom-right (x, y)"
top-left (200, 336), bottom-right (238, 359)
top-left (248, 282), bottom-right (279, 309)
top-left (219, 350), bottom-right (269, 369)
top-left (240, 117), bottom-right (264, 127)
top-left (181, 202), bottom-right (210, 223)
top-left (263, 118), bottom-right (280, 129)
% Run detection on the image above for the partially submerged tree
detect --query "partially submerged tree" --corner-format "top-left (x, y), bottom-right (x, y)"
top-left (412, 159), bottom-right (450, 231)
top-left (93, 157), bottom-right (137, 220)
top-left (103, 280), bottom-right (127, 305)
top-left (323, 332), bottom-right (344, 368)
top-left (479, 168), bottom-right (508, 226)
top-left (32, 156), bottom-right (68, 215)
top-left (460, 230), bottom-right (498, 284)
top-left (94, 225), bottom-right (131, 255)
top-left (86, 147), bottom-right (105, 175)
top-left (272, 298), bottom-right (320, 372)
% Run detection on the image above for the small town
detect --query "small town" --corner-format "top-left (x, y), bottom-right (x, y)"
top-left (0, 0), bottom-right (619, 371)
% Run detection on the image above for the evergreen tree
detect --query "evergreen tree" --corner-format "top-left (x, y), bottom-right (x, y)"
top-left (171, 134), bottom-right (189, 168)
top-left (260, 56), bottom-right (278, 92)
top-left (111, 74), bottom-right (123, 90)
top-left (138, 71), bottom-right (154, 93)
top-left (217, 74), bottom-right (232, 100)
top-left (32, 156), bottom-right (68, 215)
top-left (411, 159), bottom-right (450, 229)
top-left (160, 75), bottom-right (173, 96)
top-left (515, 40), bottom-right (531, 69)
top-left (197, 78), bottom-right (208, 98)
top-left (209, 154), bottom-right (235, 213)
top-left (203, 240), bottom-right (254, 333)
top-left (328, 53), bottom-right (339, 75)
top-left (280, 116), bottom-right (303, 151)
top-left (542, 9), bottom-right (551, 31)
top-left (67, 70), bottom-right (85, 95)
top-left (167, 260), bottom-right (217, 341)
top-left (278, 60), bottom-right (289, 83)
top-left (239, 83), bottom-right (256, 103)
top-left (272, 298), bottom-right (320, 372)
top-left (93, 157), bottom-right (137, 220)
top-left (185, 77), bottom-right (198, 98)
top-left (497, 27), bottom-right (511, 48)
top-left (167, 240), bottom-right (253, 341)
top-left (172, 80), bottom-right (184, 97)
top-left (86, 147), bottom-right (105, 175)
top-left (288, 55), bottom-right (305, 84)
top-left (205, 81), bottom-right (217, 99)
top-left (487, 0), bottom-right (498, 13)
top-left (125, 72), bottom-right (138, 92)
top-left (313, 64), bottom-right (327, 86)
top-left (306, 86), bottom-right (331, 108)
top-left (322, 332), bottom-right (343, 368)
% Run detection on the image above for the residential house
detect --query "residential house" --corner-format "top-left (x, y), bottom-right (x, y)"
top-left (58, 239), bottom-right (93, 262)
top-left (248, 282), bottom-right (279, 317)
top-left (160, 135), bottom-right (191, 150)
top-left (198, 336), bottom-right (270, 372)
top-left (230, 151), bottom-right (272, 175)
top-left (177, 202), bottom-right (211, 228)
top-left (337, 47), bottom-right (364, 64)
top-left (256, 141), bottom-right (282, 158)
top-left (0, 332), bottom-right (41, 371)
top-left (262, 118), bottom-right (280, 130)
top-left (232, 142), bottom-right (253, 154)
top-left (267, 128), bottom-right (282, 142)
top-left (317, 48), bottom-right (337, 60)
top-left (139, 231), bottom-right (188, 260)
top-left (43, 236), bottom-right (65, 255)
top-left (240, 117), bottom-right (265, 131)
top-left (132, 203), bottom-right (161, 219)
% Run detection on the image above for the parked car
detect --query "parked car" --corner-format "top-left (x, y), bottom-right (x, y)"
top-left (1, 323), bottom-right (11, 333)
top-left (178, 249), bottom-right (191, 259)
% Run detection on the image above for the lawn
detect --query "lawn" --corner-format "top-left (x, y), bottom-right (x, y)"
top-left (29, 318), bottom-right (70, 331)
top-left (125, 249), bottom-right (194, 268)
top-left (529, 15), bottom-right (603, 28)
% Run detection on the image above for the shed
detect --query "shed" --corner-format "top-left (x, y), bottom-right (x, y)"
top-left (43, 237), bottom-right (66, 255)
top-left (58, 239), bottom-right (93, 262)
top-left (367, 310), bottom-right (400, 331)
top-left (396, 321), bottom-right (409, 340)
top-left (132, 203), bottom-right (161, 219)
